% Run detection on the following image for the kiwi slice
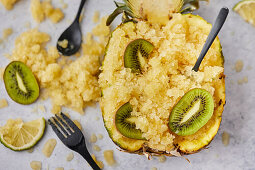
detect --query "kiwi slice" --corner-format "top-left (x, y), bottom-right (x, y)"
top-left (124, 39), bottom-right (154, 73)
top-left (169, 88), bottom-right (214, 136)
top-left (3, 61), bottom-right (39, 105)
top-left (115, 102), bottom-right (145, 140)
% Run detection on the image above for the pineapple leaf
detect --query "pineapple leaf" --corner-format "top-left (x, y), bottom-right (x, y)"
top-left (181, 6), bottom-right (197, 13)
top-left (107, 0), bottom-right (141, 26)
top-left (181, 0), bottom-right (208, 13)
top-left (114, 1), bottom-right (125, 7)
top-left (106, 6), bottom-right (130, 26)
top-left (183, 0), bottom-right (208, 5)
top-left (122, 11), bottom-right (132, 23)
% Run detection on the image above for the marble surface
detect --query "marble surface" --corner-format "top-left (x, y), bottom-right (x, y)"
top-left (0, 0), bottom-right (255, 169)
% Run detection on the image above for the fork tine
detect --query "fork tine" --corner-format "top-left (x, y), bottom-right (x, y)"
top-left (52, 117), bottom-right (69, 137)
top-left (61, 112), bottom-right (80, 132)
top-left (48, 118), bottom-right (66, 140)
top-left (55, 114), bottom-right (73, 134)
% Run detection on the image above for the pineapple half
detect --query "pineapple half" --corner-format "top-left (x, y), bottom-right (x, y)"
top-left (99, 0), bottom-right (225, 155)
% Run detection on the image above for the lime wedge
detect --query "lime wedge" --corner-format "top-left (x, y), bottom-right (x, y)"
top-left (0, 118), bottom-right (45, 151)
top-left (233, 0), bottom-right (255, 26)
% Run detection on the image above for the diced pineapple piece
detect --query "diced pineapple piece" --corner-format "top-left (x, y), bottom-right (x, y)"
top-left (66, 152), bottom-right (74, 161)
top-left (30, 161), bottom-right (42, 170)
top-left (93, 145), bottom-right (101, 152)
top-left (57, 39), bottom-right (68, 49)
top-left (0, 68), bottom-right (4, 80)
top-left (222, 131), bottom-right (230, 146)
top-left (49, 8), bottom-right (64, 23)
top-left (42, 1), bottom-right (54, 17)
top-left (235, 60), bottom-right (244, 72)
top-left (97, 134), bottom-right (103, 140)
top-left (3, 28), bottom-right (13, 39)
top-left (55, 167), bottom-right (64, 170)
top-left (93, 11), bottom-right (100, 23)
top-left (0, 99), bottom-right (8, 109)
top-left (0, 0), bottom-right (19, 10)
top-left (42, 139), bottom-right (57, 158)
top-left (30, 0), bottom-right (64, 23)
top-left (103, 150), bottom-right (116, 166)
top-left (30, 0), bottom-right (45, 23)
top-left (90, 133), bottom-right (97, 143)
top-left (92, 17), bottom-right (110, 37)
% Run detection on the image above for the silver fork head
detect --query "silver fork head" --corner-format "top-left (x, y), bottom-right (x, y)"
top-left (48, 112), bottom-right (84, 147)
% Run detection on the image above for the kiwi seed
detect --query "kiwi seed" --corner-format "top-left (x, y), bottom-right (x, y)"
top-left (169, 88), bottom-right (214, 136)
top-left (115, 102), bottom-right (145, 140)
top-left (3, 61), bottom-right (40, 105)
top-left (124, 39), bottom-right (154, 73)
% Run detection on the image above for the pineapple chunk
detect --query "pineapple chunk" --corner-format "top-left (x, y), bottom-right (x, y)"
top-left (30, 0), bottom-right (64, 23)
top-left (0, 0), bottom-right (19, 10)
top-left (235, 60), bottom-right (244, 72)
top-left (103, 150), bottom-right (116, 166)
top-left (55, 168), bottom-right (64, 170)
top-left (98, 134), bottom-right (103, 140)
top-left (42, 139), bottom-right (57, 158)
top-left (222, 131), bottom-right (230, 146)
top-left (90, 133), bottom-right (97, 143)
top-left (3, 28), bottom-right (13, 39)
top-left (93, 145), bottom-right (101, 152)
top-left (66, 152), bottom-right (74, 161)
top-left (30, 0), bottom-right (45, 23)
top-left (30, 161), bottom-right (42, 170)
top-left (57, 39), bottom-right (68, 49)
top-left (93, 11), bottom-right (100, 23)
top-left (48, 8), bottom-right (64, 23)
top-left (0, 99), bottom-right (8, 109)
top-left (0, 68), bottom-right (4, 80)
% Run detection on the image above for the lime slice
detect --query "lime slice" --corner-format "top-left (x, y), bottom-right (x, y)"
top-left (0, 118), bottom-right (45, 151)
top-left (233, 0), bottom-right (255, 26)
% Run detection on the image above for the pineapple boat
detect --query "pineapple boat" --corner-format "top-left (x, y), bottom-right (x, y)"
top-left (99, 0), bottom-right (225, 155)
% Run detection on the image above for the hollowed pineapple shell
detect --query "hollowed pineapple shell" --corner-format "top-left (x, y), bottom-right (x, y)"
top-left (99, 14), bottom-right (225, 155)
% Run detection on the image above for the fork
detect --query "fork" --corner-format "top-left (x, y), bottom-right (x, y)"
top-left (48, 112), bottom-right (101, 170)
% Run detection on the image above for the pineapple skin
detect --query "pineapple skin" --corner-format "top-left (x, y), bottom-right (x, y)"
top-left (100, 14), bottom-right (225, 155)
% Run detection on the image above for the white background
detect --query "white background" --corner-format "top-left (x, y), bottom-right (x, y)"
top-left (0, 0), bottom-right (254, 169)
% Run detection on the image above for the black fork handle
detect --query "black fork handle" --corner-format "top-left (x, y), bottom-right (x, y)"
top-left (78, 144), bottom-right (101, 170)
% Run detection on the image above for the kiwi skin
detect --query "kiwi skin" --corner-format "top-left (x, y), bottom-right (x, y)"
top-left (169, 88), bottom-right (214, 136)
top-left (3, 61), bottom-right (40, 105)
top-left (115, 102), bottom-right (145, 140)
top-left (124, 39), bottom-right (154, 73)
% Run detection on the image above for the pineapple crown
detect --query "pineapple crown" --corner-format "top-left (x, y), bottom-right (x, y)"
top-left (106, 0), bottom-right (208, 26)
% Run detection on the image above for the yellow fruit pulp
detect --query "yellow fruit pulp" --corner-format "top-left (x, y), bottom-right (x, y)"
top-left (100, 13), bottom-right (225, 153)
